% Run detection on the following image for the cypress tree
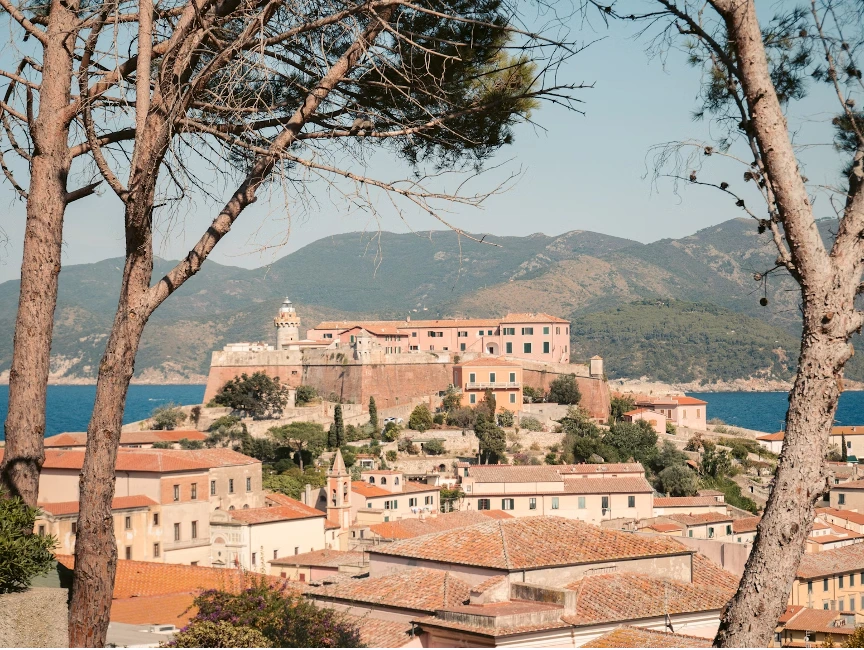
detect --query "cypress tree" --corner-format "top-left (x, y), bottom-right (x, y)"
top-left (334, 404), bottom-right (345, 447)
top-left (842, 432), bottom-right (848, 461)
top-left (369, 397), bottom-right (378, 431)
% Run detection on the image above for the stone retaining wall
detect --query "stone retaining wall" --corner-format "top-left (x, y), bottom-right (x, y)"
top-left (0, 588), bottom-right (69, 647)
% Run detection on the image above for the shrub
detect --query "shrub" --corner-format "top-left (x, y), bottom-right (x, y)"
top-left (423, 439), bottom-right (446, 455)
top-left (684, 434), bottom-right (704, 451)
top-left (150, 402), bottom-right (188, 430)
top-left (519, 416), bottom-right (543, 432)
top-left (164, 579), bottom-right (362, 647)
top-left (522, 385), bottom-right (545, 402)
top-left (0, 494), bottom-right (57, 593)
top-left (385, 450), bottom-right (397, 462)
top-left (408, 403), bottom-right (434, 432)
top-left (433, 413), bottom-right (445, 425)
top-left (381, 421), bottom-right (399, 442)
top-left (398, 438), bottom-right (418, 455)
top-left (666, 421), bottom-right (677, 435)
top-left (609, 395), bottom-right (636, 422)
top-left (294, 385), bottom-right (318, 407)
top-left (497, 409), bottom-right (515, 427)
top-left (446, 407), bottom-right (475, 428)
top-left (442, 385), bottom-right (462, 412)
top-left (548, 374), bottom-right (581, 405)
top-left (214, 372), bottom-right (290, 419)
top-left (166, 621), bottom-right (271, 648)
top-left (151, 440), bottom-right (172, 449)
top-left (178, 438), bottom-right (204, 450)
top-left (657, 465), bottom-right (699, 497)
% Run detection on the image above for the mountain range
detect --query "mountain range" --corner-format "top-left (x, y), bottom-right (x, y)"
top-left (1, 217), bottom-right (860, 384)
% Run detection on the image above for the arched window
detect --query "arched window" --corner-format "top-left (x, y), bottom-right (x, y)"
top-left (229, 505), bottom-right (235, 510)
top-left (343, 481), bottom-right (348, 496)
top-left (380, 477), bottom-right (387, 485)
top-left (369, 476), bottom-right (375, 484)
top-left (243, 504), bottom-right (249, 509)
top-left (394, 478), bottom-right (400, 485)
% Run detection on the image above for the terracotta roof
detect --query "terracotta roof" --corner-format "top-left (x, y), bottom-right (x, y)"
top-left (780, 605), bottom-right (806, 624)
top-left (673, 396), bottom-right (708, 405)
top-left (832, 479), bottom-right (864, 490)
top-left (562, 571), bottom-right (734, 626)
top-left (832, 426), bottom-right (864, 436)
top-left (501, 312), bottom-right (569, 323)
top-left (340, 325), bottom-right (408, 337)
top-left (697, 490), bottom-right (724, 497)
top-left (691, 553), bottom-right (741, 592)
top-left (265, 491), bottom-right (302, 507)
top-left (654, 496), bottom-right (723, 508)
top-left (623, 408), bottom-right (664, 417)
top-left (343, 614), bottom-right (414, 648)
top-left (558, 463), bottom-right (645, 475)
top-left (324, 518), bottom-right (342, 530)
top-left (306, 568), bottom-right (471, 613)
top-left (315, 318), bottom-right (501, 330)
top-left (413, 613), bottom-right (571, 638)
top-left (368, 510), bottom-right (512, 540)
top-left (39, 495), bottom-right (157, 516)
top-left (371, 516), bottom-right (692, 570)
top-left (818, 507), bottom-right (864, 525)
top-left (9, 447), bottom-right (258, 473)
top-left (456, 356), bottom-right (521, 368)
top-left (271, 549), bottom-right (364, 568)
top-left (645, 523), bottom-right (683, 533)
top-left (582, 625), bottom-right (712, 648)
top-left (797, 542), bottom-right (864, 578)
top-left (666, 512), bottom-right (733, 526)
top-left (228, 501), bottom-right (325, 524)
top-left (44, 430), bottom-right (208, 447)
top-left (467, 465), bottom-right (562, 483)
top-left (563, 476), bottom-right (654, 495)
top-left (471, 574), bottom-right (508, 594)
top-left (782, 607), bottom-right (856, 635)
top-left (351, 481), bottom-right (392, 498)
top-left (400, 482), bottom-right (440, 494)
top-left (757, 432), bottom-right (785, 441)
top-left (732, 516), bottom-right (761, 534)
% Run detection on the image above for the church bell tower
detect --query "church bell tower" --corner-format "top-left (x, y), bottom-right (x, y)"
top-left (327, 449), bottom-right (352, 532)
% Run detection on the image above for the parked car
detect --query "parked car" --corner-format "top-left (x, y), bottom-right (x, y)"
top-left (383, 416), bottom-right (404, 425)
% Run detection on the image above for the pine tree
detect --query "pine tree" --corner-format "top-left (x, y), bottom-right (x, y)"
top-left (842, 433), bottom-right (848, 462)
top-left (369, 397), bottom-right (378, 431)
top-left (334, 405), bottom-right (345, 448)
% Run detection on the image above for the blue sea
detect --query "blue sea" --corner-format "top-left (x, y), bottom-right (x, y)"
top-left (0, 385), bottom-right (206, 438)
top-left (0, 385), bottom-right (860, 437)
top-left (688, 391), bottom-right (864, 432)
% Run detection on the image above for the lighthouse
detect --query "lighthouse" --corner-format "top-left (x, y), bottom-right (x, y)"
top-left (274, 297), bottom-right (300, 349)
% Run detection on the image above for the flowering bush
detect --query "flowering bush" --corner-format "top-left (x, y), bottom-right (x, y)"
top-left (164, 577), bottom-right (363, 647)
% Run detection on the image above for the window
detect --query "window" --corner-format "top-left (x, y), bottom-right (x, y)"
top-left (246, 477), bottom-right (252, 492)
top-left (489, 372), bottom-right (496, 383)
top-left (478, 499), bottom-right (491, 510)
top-left (174, 523), bottom-right (181, 541)
top-left (824, 602), bottom-right (830, 610)
top-left (477, 330), bottom-right (484, 336)
top-left (852, 574), bottom-right (856, 587)
top-left (543, 326), bottom-right (549, 335)
top-left (523, 342), bottom-right (532, 353)
top-left (578, 497), bottom-right (586, 509)
top-left (153, 543), bottom-right (160, 558)
top-left (849, 441), bottom-right (854, 449)
top-left (503, 327), bottom-right (515, 336)
top-left (470, 394), bottom-right (476, 404)
top-left (682, 409), bottom-right (688, 419)
top-left (543, 341), bottom-right (550, 354)
top-left (458, 331), bottom-right (468, 337)
top-left (191, 483), bottom-right (197, 500)
top-left (210, 480), bottom-right (216, 496)
top-left (509, 372), bottom-right (516, 382)
top-left (191, 521), bottom-right (198, 539)
top-left (529, 498), bottom-right (537, 510)
top-left (825, 578), bottom-right (830, 591)
top-left (853, 598), bottom-right (858, 611)
top-left (808, 580), bottom-right (813, 594)
top-left (409, 498), bottom-right (417, 507)
top-left (229, 479), bottom-right (235, 493)
top-left (502, 499), bottom-right (515, 511)
top-left (688, 530), bottom-right (693, 537)
top-left (487, 330), bottom-right (493, 335)
top-left (469, 372), bottom-right (476, 383)
top-left (381, 477), bottom-right (387, 485)
top-left (412, 331), bottom-right (417, 337)
top-left (394, 478), bottom-right (399, 486)
top-left (71, 522), bottom-right (77, 535)
top-left (125, 546), bottom-right (132, 560)
top-left (252, 553), bottom-right (257, 566)
top-left (840, 600), bottom-right (846, 611)
top-left (369, 476), bottom-right (375, 484)
top-left (509, 393), bottom-right (516, 404)
top-left (840, 493), bottom-right (847, 505)
top-left (460, 343), bottom-right (466, 351)
top-left (601, 496), bottom-right (609, 511)
top-left (697, 409), bottom-right (701, 419)
top-left (521, 327), bottom-right (534, 335)
top-left (173, 484), bottom-right (180, 501)
top-left (551, 497), bottom-right (559, 510)
top-left (295, 547), bottom-right (300, 555)
top-left (38, 525), bottom-right (45, 536)
top-left (323, 333), bottom-right (333, 339)
top-left (274, 550), bottom-right (278, 560)
top-left (840, 575), bottom-right (845, 588)
top-left (425, 496), bottom-right (434, 505)
top-left (506, 342), bottom-right (513, 354)
top-left (152, 513), bottom-right (159, 526)
top-left (708, 527), bottom-right (715, 538)
top-left (384, 500), bottom-right (392, 510)
top-left (726, 524), bottom-right (732, 535)
top-left (627, 495), bottom-right (636, 508)
top-left (124, 516), bottom-right (132, 530)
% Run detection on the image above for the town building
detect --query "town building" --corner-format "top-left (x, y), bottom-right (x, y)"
top-left (269, 549), bottom-right (366, 581)
top-left (453, 357), bottom-right (523, 411)
top-left (772, 606), bottom-right (858, 647)
top-left (351, 470), bottom-right (441, 525)
top-left (732, 516), bottom-right (761, 544)
top-left (789, 543), bottom-right (864, 610)
top-left (660, 513), bottom-right (735, 540)
top-left (622, 408), bottom-right (667, 433)
top-left (757, 427), bottom-right (864, 458)
top-left (582, 626), bottom-right (713, 648)
top-left (818, 508), bottom-right (864, 535)
top-left (634, 396), bottom-right (708, 430)
top-left (44, 430), bottom-right (208, 450)
top-left (830, 479), bottom-right (864, 511)
top-left (755, 431), bottom-right (785, 454)
top-left (652, 496), bottom-right (729, 517)
top-left (457, 463), bottom-right (653, 523)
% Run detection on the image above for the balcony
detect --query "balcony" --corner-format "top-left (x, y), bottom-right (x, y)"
top-left (466, 382), bottom-right (520, 390)
top-left (163, 538), bottom-right (210, 552)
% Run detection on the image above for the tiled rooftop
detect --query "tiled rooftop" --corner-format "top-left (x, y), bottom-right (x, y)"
top-left (691, 554), bottom-right (741, 591)
top-left (757, 432), bottom-right (785, 441)
top-left (673, 396), bottom-right (707, 405)
top-left (369, 510), bottom-right (512, 540)
top-left (562, 476), bottom-right (654, 495)
top-left (832, 479), bottom-right (864, 490)
top-left (342, 614), bottom-right (414, 648)
top-left (581, 625), bottom-right (712, 647)
top-left (351, 481), bottom-right (393, 498)
top-left (666, 512), bottom-right (733, 526)
top-left (562, 571), bottom-right (734, 626)
top-left (796, 542), bottom-right (864, 578)
top-left (501, 312), bottom-right (569, 323)
top-left (306, 567), bottom-right (471, 613)
top-left (44, 430), bottom-right (208, 447)
top-left (39, 495), bottom-right (157, 516)
top-left (467, 465), bottom-right (562, 483)
top-left (732, 516), bottom-right (761, 534)
top-left (370, 516), bottom-right (691, 570)
top-left (653, 496), bottom-right (723, 508)
top-left (645, 522), bottom-right (683, 533)
top-left (228, 500), bottom-right (324, 524)
top-left (557, 463), bottom-right (645, 475)
top-left (271, 549), bottom-right (364, 568)
top-left (781, 607), bottom-right (856, 634)
top-left (10, 447), bottom-right (258, 473)
top-left (456, 356), bottom-right (521, 368)
top-left (818, 507), bottom-right (864, 525)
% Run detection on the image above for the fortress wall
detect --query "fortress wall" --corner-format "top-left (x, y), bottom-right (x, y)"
top-left (203, 350), bottom-right (305, 402)
top-left (521, 366), bottom-right (610, 420)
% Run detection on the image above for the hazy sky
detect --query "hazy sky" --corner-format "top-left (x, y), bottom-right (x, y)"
top-left (0, 4), bottom-right (845, 283)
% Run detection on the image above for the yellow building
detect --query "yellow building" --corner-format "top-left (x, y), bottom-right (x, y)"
top-left (453, 357), bottom-right (523, 411)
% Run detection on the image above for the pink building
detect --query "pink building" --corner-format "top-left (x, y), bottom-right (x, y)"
top-left (308, 312), bottom-right (572, 363)
top-left (453, 357), bottom-right (523, 412)
top-left (622, 407), bottom-right (667, 433)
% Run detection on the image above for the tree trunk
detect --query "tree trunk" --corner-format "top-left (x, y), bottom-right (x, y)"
top-left (1, 0), bottom-right (77, 506)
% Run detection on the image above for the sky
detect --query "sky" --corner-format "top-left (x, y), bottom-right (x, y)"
top-left (0, 3), bottom-right (848, 283)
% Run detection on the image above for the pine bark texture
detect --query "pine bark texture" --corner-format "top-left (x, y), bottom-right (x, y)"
top-left (712, 0), bottom-right (862, 646)
top-left (67, 10), bottom-right (393, 645)
top-left (1, 0), bottom-right (77, 506)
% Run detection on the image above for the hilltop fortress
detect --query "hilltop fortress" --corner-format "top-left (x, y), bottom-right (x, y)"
top-left (204, 298), bottom-right (611, 418)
